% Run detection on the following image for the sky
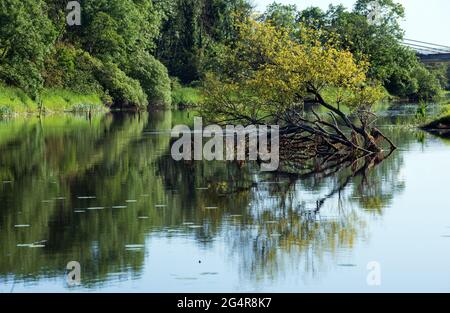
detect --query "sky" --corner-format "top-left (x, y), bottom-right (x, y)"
top-left (253, 0), bottom-right (450, 47)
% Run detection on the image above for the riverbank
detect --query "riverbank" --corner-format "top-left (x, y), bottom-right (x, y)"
top-left (171, 83), bottom-right (203, 108)
top-left (0, 85), bottom-right (107, 116)
top-left (0, 83), bottom-right (205, 116)
top-left (421, 102), bottom-right (450, 137)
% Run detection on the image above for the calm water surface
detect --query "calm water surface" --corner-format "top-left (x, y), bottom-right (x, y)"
top-left (0, 107), bottom-right (449, 292)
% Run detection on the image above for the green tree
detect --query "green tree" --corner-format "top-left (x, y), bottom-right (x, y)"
top-left (259, 2), bottom-right (298, 31)
top-left (0, 0), bottom-right (57, 98)
top-left (126, 51), bottom-right (172, 106)
top-left (43, 0), bottom-right (172, 108)
top-left (273, 0), bottom-right (444, 100)
top-left (201, 20), bottom-right (393, 156)
top-left (156, 0), bottom-right (252, 83)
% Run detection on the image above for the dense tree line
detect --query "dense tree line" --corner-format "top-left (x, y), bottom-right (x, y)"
top-left (0, 0), bottom-right (253, 110)
top-left (1, 0), bottom-right (170, 109)
top-left (0, 0), bottom-right (447, 111)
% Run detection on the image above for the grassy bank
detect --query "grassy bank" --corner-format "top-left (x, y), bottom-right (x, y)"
top-left (422, 103), bottom-right (450, 130)
top-left (0, 85), bottom-right (106, 115)
top-left (171, 83), bottom-right (203, 108)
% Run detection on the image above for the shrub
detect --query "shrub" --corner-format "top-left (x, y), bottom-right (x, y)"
top-left (96, 62), bottom-right (148, 109)
top-left (413, 65), bottom-right (443, 100)
top-left (126, 52), bottom-right (172, 107)
top-left (43, 44), bottom-right (104, 95)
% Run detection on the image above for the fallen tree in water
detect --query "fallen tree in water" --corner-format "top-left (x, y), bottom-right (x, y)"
top-left (199, 20), bottom-right (396, 173)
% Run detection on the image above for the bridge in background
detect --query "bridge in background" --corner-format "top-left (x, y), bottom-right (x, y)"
top-left (402, 39), bottom-right (450, 63)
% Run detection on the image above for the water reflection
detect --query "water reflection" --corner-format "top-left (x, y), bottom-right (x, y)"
top-left (0, 108), bottom-right (445, 291)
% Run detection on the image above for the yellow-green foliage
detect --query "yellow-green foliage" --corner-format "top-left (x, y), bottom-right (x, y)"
top-left (201, 20), bottom-right (385, 123)
top-left (441, 104), bottom-right (450, 118)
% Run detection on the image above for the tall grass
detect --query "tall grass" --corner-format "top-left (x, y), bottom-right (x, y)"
top-left (41, 89), bottom-right (104, 112)
top-left (171, 85), bottom-right (203, 107)
top-left (0, 85), bottom-right (37, 114)
top-left (0, 85), bottom-right (105, 115)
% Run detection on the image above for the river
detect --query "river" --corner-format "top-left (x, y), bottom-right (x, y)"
top-left (0, 105), bottom-right (449, 292)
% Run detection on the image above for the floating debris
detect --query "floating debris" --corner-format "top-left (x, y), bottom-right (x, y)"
top-left (14, 224), bottom-right (30, 228)
top-left (125, 244), bottom-right (145, 251)
top-left (183, 222), bottom-right (194, 225)
top-left (175, 277), bottom-right (198, 281)
top-left (77, 196), bottom-right (96, 199)
top-left (112, 206), bottom-right (127, 209)
top-left (200, 272), bottom-right (219, 276)
top-left (337, 264), bottom-right (358, 267)
top-left (196, 187), bottom-right (209, 190)
top-left (138, 216), bottom-right (150, 219)
top-left (87, 207), bottom-right (105, 210)
top-left (126, 200), bottom-right (137, 203)
top-left (42, 200), bottom-right (53, 203)
top-left (125, 244), bottom-right (145, 248)
top-left (259, 181), bottom-right (286, 185)
top-left (74, 210), bottom-right (86, 213)
top-left (17, 243), bottom-right (46, 248)
top-left (205, 207), bottom-right (218, 210)
top-left (53, 197), bottom-right (66, 200)
top-left (155, 204), bottom-right (167, 208)
top-left (188, 225), bottom-right (203, 229)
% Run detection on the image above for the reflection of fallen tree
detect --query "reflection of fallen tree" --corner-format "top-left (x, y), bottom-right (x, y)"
top-left (294, 151), bottom-right (395, 221)
top-left (224, 150), bottom-right (400, 283)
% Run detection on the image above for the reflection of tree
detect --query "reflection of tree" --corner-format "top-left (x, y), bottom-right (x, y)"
top-left (0, 113), bottom-right (167, 285)
top-left (0, 110), bottom-right (413, 288)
